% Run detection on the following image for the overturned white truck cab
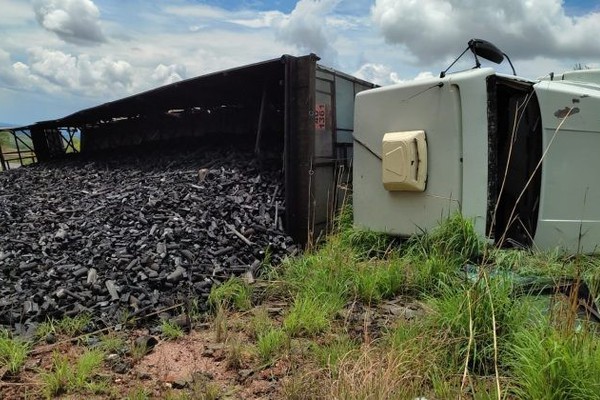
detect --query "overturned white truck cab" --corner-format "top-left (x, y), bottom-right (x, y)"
top-left (353, 40), bottom-right (600, 253)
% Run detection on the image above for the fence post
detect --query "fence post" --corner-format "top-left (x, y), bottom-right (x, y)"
top-left (0, 143), bottom-right (6, 171)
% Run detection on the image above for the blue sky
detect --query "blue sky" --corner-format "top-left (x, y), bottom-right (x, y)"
top-left (1, 0), bottom-right (600, 126)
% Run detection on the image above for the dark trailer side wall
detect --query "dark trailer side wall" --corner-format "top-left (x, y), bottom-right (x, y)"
top-left (21, 54), bottom-right (376, 245)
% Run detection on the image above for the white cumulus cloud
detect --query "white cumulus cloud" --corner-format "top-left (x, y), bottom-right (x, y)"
top-left (274, 0), bottom-right (341, 62)
top-left (354, 63), bottom-right (434, 86)
top-left (0, 48), bottom-right (193, 100)
top-left (372, 0), bottom-right (600, 65)
top-left (33, 0), bottom-right (106, 46)
top-left (354, 63), bottom-right (403, 85)
top-left (151, 64), bottom-right (187, 86)
top-left (0, 48), bottom-right (134, 95)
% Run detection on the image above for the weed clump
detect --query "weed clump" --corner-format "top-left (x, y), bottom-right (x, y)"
top-left (352, 259), bottom-right (405, 304)
top-left (508, 322), bottom-right (600, 399)
top-left (401, 213), bottom-right (483, 295)
top-left (0, 330), bottom-right (30, 374)
top-left (329, 346), bottom-right (424, 399)
top-left (225, 334), bottom-right (246, 370)
top-left (257, 328), bottom-right (288, 363)
top-left (160, 319), bottom-right (185, 340)
top-left (283, 294), bottom-right (336, 337)
top-left (41, 349), bottom-right (107, 398)
top-left (208, 277), bottom-right (253, 311)
top-left (429, 275), bottom-right (529, 375)
top-left (37, 314), bottom-right (93, 339)
top-left (249, 307), bottom-right (273, 339)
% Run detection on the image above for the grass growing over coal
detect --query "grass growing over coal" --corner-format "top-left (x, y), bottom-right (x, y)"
top-left (208, 277), bottom-right (253, 311)
top-left (160, 319), bottom-right (185, 340)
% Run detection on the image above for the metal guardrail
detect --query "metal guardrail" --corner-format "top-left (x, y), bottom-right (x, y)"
top-left (0, 148), bottom-right (37, 171)
top-left (0, 126), bottom-right (81, 171)
top-left (0, 128), bottom-right (37, 171)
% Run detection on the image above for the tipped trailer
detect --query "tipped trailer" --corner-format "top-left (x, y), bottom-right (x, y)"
top-left (353, 39), bottom-right (600, 253)
top-left (5, 54), bottom-right (376, 245)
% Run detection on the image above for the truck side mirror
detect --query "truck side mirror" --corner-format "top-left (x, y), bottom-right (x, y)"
top-left (468, 39), bottom-right (504, 64)
top-left (440, 38), bottom-right (516, 78)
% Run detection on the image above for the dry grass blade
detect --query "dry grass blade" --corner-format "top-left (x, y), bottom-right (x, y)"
top-left (482, 271), bottom-right (502, 400)
top-left (460, 290), bottom-right (474, 396)
top-left (329, 345), bottom-right (420, 399)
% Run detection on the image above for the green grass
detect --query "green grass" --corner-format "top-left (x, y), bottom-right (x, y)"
top-left (0, 330), bottom-right (30, 374)
top-left (41, 349), bottom-right (107, 398)
top-left (407, 213), bottom-right (483, 264)
top-left (312, 334), bottom-right (358, 375)
top-left (0, 130), bottom-right (12, 148)
top-left (65, 135), bottom-right (81, 153)
top-left (339, 227), bottom-right (395, 259)
top-left (160, 319), bottom-right (185, 340)
top-left (0, 131), bottom-right (33, 149)
top-left (38, 314), bottom-right (92, 338)
top-left (123, 210), bottom-right (600, 397)
top-left (249, 307), bottom-right (273, 340)
top-left (352, 258), bottom-right (405, 304)
top-left (264, 209), bottom-right (600, 397)
top-left (125, 386), bottom-right (151, 400)
top-left (256, 328), bottom-right (288, 362)
top-left (508, 322), bottom-right (600, 399)
top-left (208, 277), bottom-right (253, 311)
top-left (57, 314), bottom-right (92, 336)
top-left (277, 237), bottom-right (354, 301)
top-left (98, 332), bottom-right (126, 353)
top-left (272, 212), bottom-right (486, 341)
top-left (72, 349), bottom-right (104, 388)
top-left (4, 209), bottom-right (597, 398)
top-left (428, 275), bottom-right (530, 375)
top-left (36, 319), bottom-right (57, 339)
top-left (283, 294), bottom-right (336, 337)
top-left (130, 341), bottom-right (150, 361)
top-left (41, 353), bottom-right (71, 398)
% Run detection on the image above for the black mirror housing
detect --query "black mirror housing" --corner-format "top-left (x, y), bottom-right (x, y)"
top-left (468, 39), bottom-right (504, 64)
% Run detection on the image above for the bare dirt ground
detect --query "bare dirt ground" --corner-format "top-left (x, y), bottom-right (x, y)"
top-left (0, 297), bottom-right (425, 399)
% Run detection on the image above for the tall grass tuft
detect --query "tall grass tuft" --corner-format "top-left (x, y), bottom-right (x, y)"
top-left (208, 277), bottom-right (252, 311)
top-left (508, 323), bottom-right (600, 399)
top-left (277, 236), bottom-right (355, 337)
top-left (335, 202), bottom-right (396, 259)
top-left (283, 294), bottom-right (337, 337)
top-left (41, 349), bottom-right (106, 398)
top-left (0, 330), bottom-right (30, 374)
top-left (352, 259), bottom-right (405, 304)
top-left (406, 213), bottom-right (482, 264)
top-left (340, 228), bottom-right (396, 260)
top-left (384, 318), bottom-right (450, 396)
top-left (428, 275), bottom-right (528, 375)
top-left (401, 213), bottom-right (483, 295)
top-left (256, 328), bottom-right (288, 363)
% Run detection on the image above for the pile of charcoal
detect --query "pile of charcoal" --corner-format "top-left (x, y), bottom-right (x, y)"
top-left (0, 146), bottom-right (296, 335)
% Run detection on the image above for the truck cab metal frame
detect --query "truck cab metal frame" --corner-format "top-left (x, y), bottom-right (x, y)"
top-left (353, 67), bottom-right (600, 253)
